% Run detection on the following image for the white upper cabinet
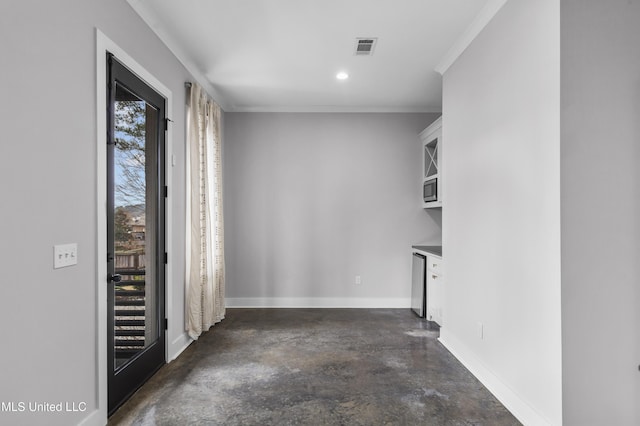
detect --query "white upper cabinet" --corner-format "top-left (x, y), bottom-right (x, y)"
top-left (419, 117), bottom-right (442, 209)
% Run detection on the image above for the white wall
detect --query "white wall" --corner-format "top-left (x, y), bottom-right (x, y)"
top-left (440, 0), bottom-right (562, 424)
top-left (223, 112), bottom-right (441, 307)
top-left (560, 1), bottom-right (640, 424)
top-left (0, 1), bottom-right (192, 425)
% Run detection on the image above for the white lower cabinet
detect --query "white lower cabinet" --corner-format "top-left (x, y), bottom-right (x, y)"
top-left (426, 256), bottom-right (444, 325)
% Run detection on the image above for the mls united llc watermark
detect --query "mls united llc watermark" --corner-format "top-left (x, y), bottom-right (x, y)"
top-left (1, 401), bottom-right (87, 413)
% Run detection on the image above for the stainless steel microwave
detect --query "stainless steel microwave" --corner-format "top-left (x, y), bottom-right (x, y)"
top-left (423, 178), bottom-right (437, 202)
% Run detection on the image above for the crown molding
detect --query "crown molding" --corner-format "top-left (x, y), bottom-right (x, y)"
top-left (126, 0), bottom-right (230, 111)
top-left (435, 0), bottom-right (509, 75)
top-left (225, 105), bottom-right (442, 114)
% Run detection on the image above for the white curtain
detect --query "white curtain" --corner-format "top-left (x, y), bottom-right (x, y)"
top-left (186, 83), bottom-right (225, 340)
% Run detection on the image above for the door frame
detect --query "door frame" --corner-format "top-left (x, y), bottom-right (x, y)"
top-left (93, 29), bottom-right (174, 425)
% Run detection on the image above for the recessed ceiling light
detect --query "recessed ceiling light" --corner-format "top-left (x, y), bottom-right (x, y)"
top-left (336, 71), bottom-right (349, 80)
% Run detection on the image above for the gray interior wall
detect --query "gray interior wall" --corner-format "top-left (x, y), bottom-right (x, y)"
top-left (561, 1), bottom-right (640, 424)
top-left (223, 112), bottom-right (440, 304)
top-left (441, 0), bottom-right (562, 424)
top-left (0, 1), bottom-right (191, 424)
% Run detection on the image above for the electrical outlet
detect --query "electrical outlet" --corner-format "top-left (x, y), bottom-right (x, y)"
top-left (355, 275), bottom-right (362, 285)
top-left (54, 243), bottom-right (78, 269)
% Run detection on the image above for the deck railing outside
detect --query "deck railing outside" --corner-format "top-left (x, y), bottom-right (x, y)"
top-left (114, 265), bottom-right (146, 359)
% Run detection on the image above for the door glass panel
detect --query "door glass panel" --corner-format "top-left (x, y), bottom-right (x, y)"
top-left (113, 83), bottom-right (159, 370)
top-left (425, 139), bottom-right (438, 178)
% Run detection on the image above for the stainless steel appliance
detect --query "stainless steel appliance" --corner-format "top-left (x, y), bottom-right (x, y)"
top-left (411, 252), bottom-right (426, 317)
top-left (423, 178), bottom-right (437, 203)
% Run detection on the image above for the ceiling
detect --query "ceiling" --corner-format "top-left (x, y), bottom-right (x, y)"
top-left (128, 0), bottom-right (500, 112)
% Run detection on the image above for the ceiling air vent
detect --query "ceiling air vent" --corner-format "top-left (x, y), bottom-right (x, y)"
top-left (354, 38), bottom-right (377, 56)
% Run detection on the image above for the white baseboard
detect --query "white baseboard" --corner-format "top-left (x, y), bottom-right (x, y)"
top-left (438, 330), bottom-right (554, 426)
top-left (78, 333), bottom-right (192, 426)
top-left (168, 331), bottom-right (192, 362)
top-left (77, 408), bottom-right (104, 426)
top-left (225, 297), bottom-right (411, 309)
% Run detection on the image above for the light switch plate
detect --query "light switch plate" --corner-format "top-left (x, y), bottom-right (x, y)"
top-left (54, 243), bottom-right (78, 269)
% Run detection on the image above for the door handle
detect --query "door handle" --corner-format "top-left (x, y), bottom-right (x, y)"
top-left (108, 273), bottom-right (122, 283)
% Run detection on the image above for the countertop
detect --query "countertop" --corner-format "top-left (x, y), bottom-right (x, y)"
top-left (412, 245), bottom-right (442, 257)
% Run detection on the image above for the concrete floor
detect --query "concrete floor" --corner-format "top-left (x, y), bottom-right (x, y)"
top-left (109, 309), bottom-right (521, 425)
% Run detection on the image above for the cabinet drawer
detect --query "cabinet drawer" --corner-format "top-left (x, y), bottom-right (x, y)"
top-left (427, 257), bottom-right (443, 274)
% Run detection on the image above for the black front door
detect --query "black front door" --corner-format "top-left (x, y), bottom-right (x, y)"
top-left (106, 54), bottom-right (166, 415)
